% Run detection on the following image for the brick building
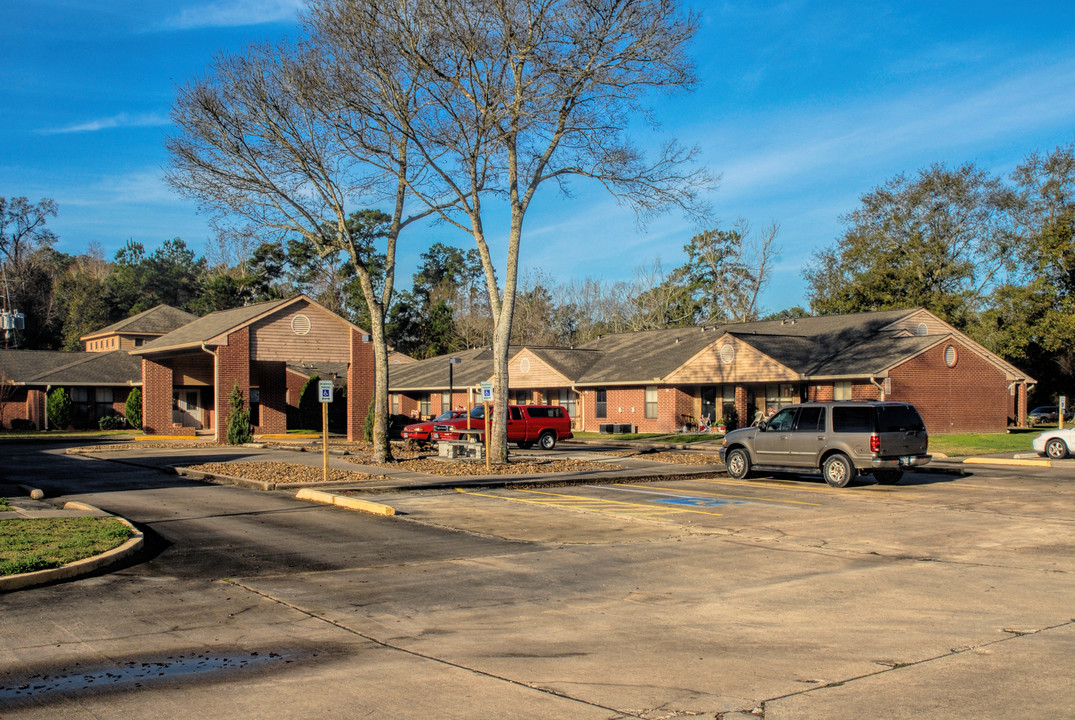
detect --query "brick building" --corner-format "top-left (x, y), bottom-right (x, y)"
top-left (387, 308), bottom-right (1035, 435)
top-left (130, 295), bottom-right (375, 442)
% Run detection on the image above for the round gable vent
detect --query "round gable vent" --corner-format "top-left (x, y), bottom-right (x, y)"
top-left (944, 344), bottom-right (958, 367)
top-left (520, 357), bottom-right (531, 374)
top-left (291, 314), bottom-right (312, 336)
top-left (719, 343), bottom-right (735, 365)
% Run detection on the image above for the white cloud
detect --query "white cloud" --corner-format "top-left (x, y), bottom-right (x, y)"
top-left (163, 0), bottom-right (305, 29)
top-left (40, 113), bottom-right (171, 135)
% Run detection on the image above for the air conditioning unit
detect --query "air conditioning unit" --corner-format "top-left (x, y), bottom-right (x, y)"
top-left (598, 423), bottom-right (614, 434)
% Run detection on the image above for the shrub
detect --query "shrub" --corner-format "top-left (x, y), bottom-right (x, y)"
top-left (46, 388), bottom-right (72, 430)
top-left (125, 387), bottom-right (142, 430)
top-left (9, 418), bottom-right (34, 431)
top-left (98, 414), bottom-right (127, 430)
top-left (226, 383), bottom-right (253, 445)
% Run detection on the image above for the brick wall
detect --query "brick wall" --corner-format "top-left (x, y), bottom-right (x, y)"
top-left (142, 358), bottom-right (188, 435)
top-left (889, 341), bottom-right (1009, 433)
top-left (215, 327), bottom-right (251, 442)
top-left (347, 329), bottom-right (375, 441)
top-left (254, 360), bottom-right (287, 434)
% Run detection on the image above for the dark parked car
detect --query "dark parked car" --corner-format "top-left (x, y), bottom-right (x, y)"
top-left (719, 401), bottom-right (931, 487)
top-left (400, 410), bottom-right (465, 443)
top-left (1027, 406), bottom-right (1071, 425)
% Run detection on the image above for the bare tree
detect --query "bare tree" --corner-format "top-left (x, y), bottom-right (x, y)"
top-left (316, 0), bottom-right (712, 462)
top-left (167, 37), bottom-right (447, 462)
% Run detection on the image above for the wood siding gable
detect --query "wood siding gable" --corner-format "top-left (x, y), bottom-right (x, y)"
top-left (509, 349), bottom-right (571, 389)
top-left (666, 334), bottom-right (798, 384)
top-left (245, 300), bottom-right (352, 362)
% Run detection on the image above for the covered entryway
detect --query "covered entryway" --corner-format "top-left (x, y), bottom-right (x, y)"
top-left (131, 295), bottom-right (374, 442)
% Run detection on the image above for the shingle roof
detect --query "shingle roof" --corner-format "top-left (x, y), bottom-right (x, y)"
top-left (81, 304), bottom-right (197, 340)
top-left (387, 346), bottom-right (505, 390)
top-left (0, 350), bottom-right (84, 383)
top-left (0, 350), bottom-right (141, 386)
top-left (28, 350), bottom-right (142, 386)
top-left (130, 298), bottom-right (295, 354)
top-left (575, 326), bottom-right (726, 383)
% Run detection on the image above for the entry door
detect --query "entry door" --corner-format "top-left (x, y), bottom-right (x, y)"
top-left (173, 390), bottom-right (203, 429)
top-left (700, 386), bottom-right (717, 423)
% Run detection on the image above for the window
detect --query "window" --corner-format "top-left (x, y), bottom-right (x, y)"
top-left (595, 389), bottom-right (607, 418)
top-left (767, 407), bottom-right (796, 431)
top-left (832, 406), bottom-right (873, 433)
top-left (420, 394), bottom-right (430, 417)
top-left (834, 381), bottom-right (852, 401)
top-left (392, 394), bottom-right (399, 415)
top-left (513, 389), bottom-right (530, 405)
top-left (795, 407), bottom-right (825, 432)
top-left (441, 391), bottom-right (450, 413)
top-left (557, 388), bottom-right (577, 419)
top-left (645, 386), bottom-right (658, 419)
top-left (509, 406), bottom-right (523, 420)
top-left (134, 337), bottom-right (144, 347)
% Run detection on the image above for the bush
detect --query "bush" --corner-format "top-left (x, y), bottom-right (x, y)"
top-left (47, 388), bottom-right (71, 430)
top-left (98, 414), bottom-right (127, 430)
top-left (226, 383), bottom-right (253, 445)
top-left (9, 418), bottom-right (35, 431)
top-left (125, 387), bottom-right (142, 430)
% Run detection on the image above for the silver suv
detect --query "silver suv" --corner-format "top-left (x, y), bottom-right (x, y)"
top-left (719, 401), bottom-right (931, 487)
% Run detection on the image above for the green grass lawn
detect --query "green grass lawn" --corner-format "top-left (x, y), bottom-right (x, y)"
top-left (926, 431), bottom-right (1038, 458)
top-left (0, 517), bottom-right (133, 576)
top-left (0, 429), bottom-right (140, 440)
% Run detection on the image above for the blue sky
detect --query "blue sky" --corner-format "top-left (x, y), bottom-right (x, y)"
top-left (3, 0), bottom-right (1075, 314)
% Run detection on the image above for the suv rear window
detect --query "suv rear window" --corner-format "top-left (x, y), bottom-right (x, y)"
top-left (877, 405), bottom-right (925, 432)
top-left (832, 406), bottom-right (873, 433)
top-left (795, 407), bottom-right (825, 432)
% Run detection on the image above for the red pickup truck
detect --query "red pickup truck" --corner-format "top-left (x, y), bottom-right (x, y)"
top-left (432, 404), bottom-right (573, 449)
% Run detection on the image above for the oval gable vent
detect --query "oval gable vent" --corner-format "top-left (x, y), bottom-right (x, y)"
top-left (520, 357), bottom-right (531, 374)
top-left (291, 314), bottom-right (312, 336)
top-left (719, 343), bottom-right (735, 365)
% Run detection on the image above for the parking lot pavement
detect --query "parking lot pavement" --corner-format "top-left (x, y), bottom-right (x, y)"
top-left (6, 443), bottom-right (1075, 719)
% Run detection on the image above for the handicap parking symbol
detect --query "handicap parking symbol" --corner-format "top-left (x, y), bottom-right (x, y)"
top-left (656, 497), bottom-right (744, 507)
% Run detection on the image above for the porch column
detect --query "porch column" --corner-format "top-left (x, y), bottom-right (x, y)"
top-left (215, 328), bottom-right (251, 443)
top-left (141, 358), bottom-right (174, 435)
top-left (347, 329), bottom-right (375, 442)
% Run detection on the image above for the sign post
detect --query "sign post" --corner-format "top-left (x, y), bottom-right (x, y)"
top-left (1061, 396), bottom-right (1067, 430)
top-left (480, 382), bottom-right (493, 472)
top-left (319, 380), bottom-right (333, 483)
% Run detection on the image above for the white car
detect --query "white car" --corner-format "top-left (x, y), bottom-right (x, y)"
top-left (1033, 428), bottom-right (1075, 459)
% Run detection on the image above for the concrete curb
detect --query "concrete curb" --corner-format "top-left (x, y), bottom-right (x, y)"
top-left (295, 488), bottom-right (396, 516)
top-left (173, 466), bottom-right (276, 491)
top-left (0, 507), bottom-right (144, 593)
top-left (963, 456), bottom-right (1053, 468)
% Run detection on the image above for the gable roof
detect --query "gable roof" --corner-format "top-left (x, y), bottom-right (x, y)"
top-left (81, 304), bottom-right (197, 341)
top-left (129, 298), bottom-right (294, 355)
top-left (0, 350), bottom-right (85, 384)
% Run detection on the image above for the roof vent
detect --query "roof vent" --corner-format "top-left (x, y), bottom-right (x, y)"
top-left (719, 343), bottom-right (735, 365)
top-left (291, 314), bottom-right (312, 336)
top-left (916, 322), bottom-right (928, 337)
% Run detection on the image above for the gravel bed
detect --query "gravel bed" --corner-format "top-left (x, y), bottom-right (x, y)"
top-left (184, 461), bottom-right (389, 484)
top-left (345, 455), bottom-right (626, 476)
top-left (605, 449), bottom-right (722, 465)
top-left (68, 441), bottom-right (218, 453)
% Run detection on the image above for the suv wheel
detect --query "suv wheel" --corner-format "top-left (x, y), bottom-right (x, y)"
top-left (822, 453), bottom-right (854, 488)
top-left (538, 432), bottom-right (557, 450)
top-left (873, 469), bottom-right (903, 485)
top-left (725, 448), bottom-right (751, 479)
top-left (1045, 438), bottom-right (1069, 459)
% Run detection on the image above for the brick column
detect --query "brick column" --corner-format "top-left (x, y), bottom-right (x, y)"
top-left (1017, 383), bottom-right (1028, 428)
top-left (735, 385), bottom-right (749, 429)
top-left (347, 329), bottom-right (375, 442)
top-left (142, 358), bottom-right (174, 435)
top-left (255, 360), bottom-right (287, 434)
top-left (215, 328), bottom-right (250, 443)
